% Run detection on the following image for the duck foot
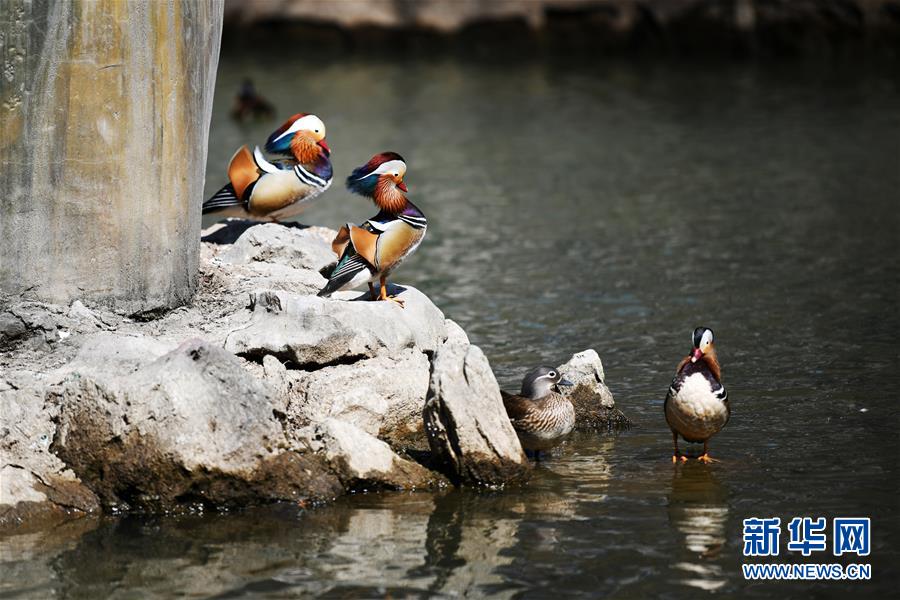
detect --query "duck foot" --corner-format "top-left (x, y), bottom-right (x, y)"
top-left (376, 277), bottom-right (405, 308)
top-left (672, 454), bottom-right (688, 464)
top-left (375, 294), bottom-right (404, 307)
top-left (697, 453), bottom-right (718, 463)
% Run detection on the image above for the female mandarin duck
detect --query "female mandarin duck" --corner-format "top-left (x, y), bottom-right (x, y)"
top-left (203, 113), bottom-right (332, 221)
top-left (665, 327), bottom-right (730, 463)
top-left (317, 152), bottom-right (426, 307)
top-left (501, 367), bottom-right (575, 456)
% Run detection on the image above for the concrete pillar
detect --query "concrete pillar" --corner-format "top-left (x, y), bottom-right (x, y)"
top-left (0, 0), bottom-right (223, 314)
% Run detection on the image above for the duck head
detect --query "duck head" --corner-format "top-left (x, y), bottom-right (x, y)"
top-left (521, 366), bottom-right (574, 400)
top-left (265, 113), bottom-right (330, 163)
top-left (690, 327), bottom-right (715, 363)
top-left (346, 152), bottom-right (408, 213)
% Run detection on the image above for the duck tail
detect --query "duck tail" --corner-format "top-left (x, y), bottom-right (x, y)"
top-left (202, 183), bottom-right (243, 214)
top-left (318, 254), bottom-right (369, 298)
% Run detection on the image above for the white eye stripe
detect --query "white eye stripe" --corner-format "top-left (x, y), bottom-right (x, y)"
top-left (356, 159), bottom-right (406, 180)
top-left (272, 115), bottom-right (325, 143)
top-left (701, 330), bottom-right (714, 347)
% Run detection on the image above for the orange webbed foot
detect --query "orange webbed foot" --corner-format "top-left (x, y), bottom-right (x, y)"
top-left (697, 454), bottom-right (718, 463)
top-left (376, 281), bottom-right (405, 308)
top-left (672, 454), bottom-right (688, 463)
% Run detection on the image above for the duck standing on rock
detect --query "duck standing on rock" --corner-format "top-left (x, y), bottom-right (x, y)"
top-left (665, 327), bottom-right (729, 463)
top-left (318, 152), bottom-right (426, 307)
top-left (203, 113), bottom-right (332, 221)
top-left (501, 367), bottom-right (575, 457)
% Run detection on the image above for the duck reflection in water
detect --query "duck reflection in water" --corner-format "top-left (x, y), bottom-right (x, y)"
top-left (667, 462), bottom-right (729, 592)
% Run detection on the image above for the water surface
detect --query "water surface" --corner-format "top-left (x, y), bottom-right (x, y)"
top-left (4, 53), bottom-right (899, 598)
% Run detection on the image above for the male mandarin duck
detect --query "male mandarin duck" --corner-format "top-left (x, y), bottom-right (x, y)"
top-left (665, 327), bottom-right (730, 463)
top-left (203, 113), bottom-right (332, 221)
top-left (501, 367), bottom-right (575, 456)
top-left (317, 152), bottom-right (426, 307)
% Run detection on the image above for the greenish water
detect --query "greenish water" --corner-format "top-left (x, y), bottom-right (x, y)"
top-left (5, 54), bottom-right (900, 597)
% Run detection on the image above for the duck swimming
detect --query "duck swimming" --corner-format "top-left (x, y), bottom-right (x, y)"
top-left (501, 366), bottom-right (575, 455)
top-left (665, 327), bottom-right (729, 463)
top-left (230, 78), bottom-right (275, 122)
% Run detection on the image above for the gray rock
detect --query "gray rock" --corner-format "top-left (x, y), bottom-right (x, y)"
top-left (444, 318), bottom-right (470, 346)
top-left (225, 288), bottom-right (447, 366)
top-left (218, 223), bottom-right (337, 273)
top-left (557, 350), bottom-right (614, 408)
top-left (0, 374), bottom-right (99, 532)
top-left (296, 419), bottom-right (440, 491)
top-left (57, 332), bottom-right (176, 377)
top-left (282, 349), bottom-right (430, 446)
top-left (557, 349), bottom-right (630, 429)
top-left (287, 349), bottom-right (430, 442)
top-left (196, 223), bottom-right (341, 308)
top-left (0, 311), bottom-right (29, 348)
top-left (424, 336), bottom-right (529, 486)
top-left (66, 301), bottom-right (103, 329)
top-left (0, 303), bottom-right (61, 350)
top-left (207, 258), bottom-right (329, 302)
top-left (261, 354), bottom-right (290, 414)
top-left (49, 339), bottom-right (342, 511)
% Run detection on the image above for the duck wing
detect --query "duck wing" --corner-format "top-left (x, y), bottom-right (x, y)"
top-left (203, 146), bottom-right (260, 214)
top-left (501, 391), bottom-right (535, 422)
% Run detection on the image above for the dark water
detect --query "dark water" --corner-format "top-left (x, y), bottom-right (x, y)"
top-left (5, 54), bottom-right (900, 597)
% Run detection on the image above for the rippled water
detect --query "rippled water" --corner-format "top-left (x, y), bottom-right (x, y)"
top-left (4, 52), bottom-right (899, 597)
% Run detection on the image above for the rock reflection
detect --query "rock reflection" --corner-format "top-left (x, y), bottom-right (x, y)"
top-left (0, 436), bottom-right (619, 598)
top-left (667, 463), bottom-right (729, 592)
top-left (0, 516), bottom-right (99, 597)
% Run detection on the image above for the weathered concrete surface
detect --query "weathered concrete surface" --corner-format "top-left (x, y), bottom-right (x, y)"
top-left (424, 321), bottom-right (530, 486)
top-left (0, 1), bottom-right (223, 313)
top-left (557, 349), bottom-right (631, 430)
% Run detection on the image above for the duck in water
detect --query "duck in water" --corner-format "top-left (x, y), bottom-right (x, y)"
top-left (230, 78), bottom-right (275, 122)
top-left (501, 366), bottom-right (575, 458)
top-left (665, 327), bottom-right (730, 463)
top-left (318, 152), bottom-right (426, 308)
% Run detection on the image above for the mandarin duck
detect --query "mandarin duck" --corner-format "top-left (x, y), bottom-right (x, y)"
top-left (317, 152), bottom-right (426, 307)
top-left (230, 78), bottom-right (275, 122)
top-left (501, 367), bottom-right (575, 456)
top-left (203, 113), bottom-right (332, 221)
top-left (665, 327), bottom-right (730, 463)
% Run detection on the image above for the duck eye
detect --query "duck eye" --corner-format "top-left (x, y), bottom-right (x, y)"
top-left (548, 371), bottom-right (556, 378)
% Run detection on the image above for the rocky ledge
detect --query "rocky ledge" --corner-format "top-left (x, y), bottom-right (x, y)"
top-left (0, 221), bottom-right (625, 532)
